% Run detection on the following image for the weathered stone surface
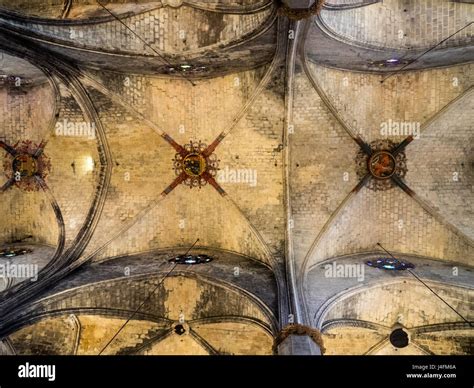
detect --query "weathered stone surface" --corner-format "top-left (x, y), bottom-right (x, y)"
top-left (0, 0), bottom-right (472, 356)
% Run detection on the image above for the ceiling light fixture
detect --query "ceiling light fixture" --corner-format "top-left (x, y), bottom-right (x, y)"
top-left (368, 59), bottom-right (409, 68)
top-left (166, 65), bottom-right (207, 74)
top-left (366, 257), bottom-right (414, 270)
top-left (169, 254), bottom-right (213, 265)
top-left (0, 248), bottom-right (32, 258)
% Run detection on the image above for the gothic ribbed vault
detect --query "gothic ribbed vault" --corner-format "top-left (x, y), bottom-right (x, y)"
top-left (0, 0), bottom-right (472, 356)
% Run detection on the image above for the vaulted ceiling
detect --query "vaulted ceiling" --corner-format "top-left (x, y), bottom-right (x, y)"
top-left (0, 0), bottom-right (472, 355)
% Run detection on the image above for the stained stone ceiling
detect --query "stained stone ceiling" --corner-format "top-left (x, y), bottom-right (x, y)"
top-left (0, 0), bottom-right (472, 356)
